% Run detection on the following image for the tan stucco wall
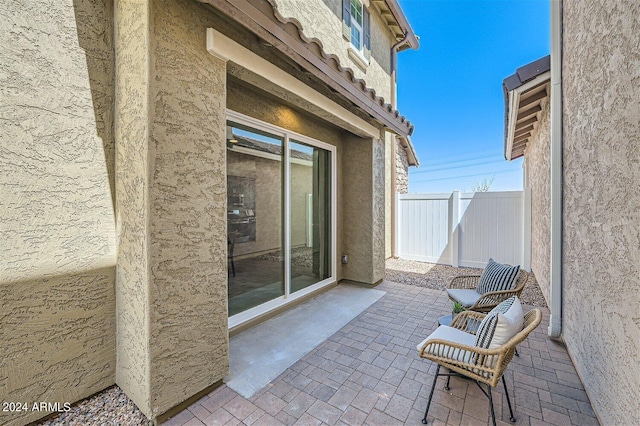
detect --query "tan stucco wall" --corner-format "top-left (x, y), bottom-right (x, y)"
top-left (524, 98), bottom-right (551, 305)
top-left (342, 133), bottom-right (386, 284)
top-left (395, 140), bottom-right (409, 194)
top-left (385, 133), bottom-right (393, 259)
top-left (0, 0), bottom-right (117, 424)
top-left (274, 0), bottom-right (395, 102)
top-left (562, 1), bottom-right (640, 424)
top-left (115, 0), bottom-right (229, 418)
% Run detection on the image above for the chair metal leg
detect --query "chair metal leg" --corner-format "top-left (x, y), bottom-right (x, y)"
top-left (422, 365), bottom-right (440, 424)
top-left (445, 373), bottom-right (451, 391)
top-left (515, 346), bottom-right (519, 357)
top-left (487, 384), bottom-right (497, 426)
top-left (502, 374), bottom-right (516, 422)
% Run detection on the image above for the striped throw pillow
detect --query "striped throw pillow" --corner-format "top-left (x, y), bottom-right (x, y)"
top-left (477, 258), bottom-right (520, 294)
top-left (475, 296), bottom-right (524, 349)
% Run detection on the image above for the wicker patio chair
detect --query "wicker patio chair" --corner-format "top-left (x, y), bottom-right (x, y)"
top-left (447, 268), bottom-right (528, 313)
top-left (417, 308), bottom-right (542, 426)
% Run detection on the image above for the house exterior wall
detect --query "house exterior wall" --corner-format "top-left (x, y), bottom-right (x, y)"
top-left (562, 1), bottom-right (640, 424)
top-left (115, 0), bottom-right (229, 418)
top-left (274, 0), bottom-right (395, 103)
top-left (342, 133), bottom-right (386, 284)
top-left (385, 133), bottom-right (393, 259)
top-left (395, 140), bottom-right (410, 194)
top-left (524, 98), bottom-right (551, 305)
top-left (1, 0), bottom-right (401, 423)
top-left (0, 0), bottom-right (117, 424)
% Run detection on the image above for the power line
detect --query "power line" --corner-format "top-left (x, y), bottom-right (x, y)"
top-left (418, 153), bottom-right (498, 169)
top-left (411, 168), bottom-right (521, 183)
top-left (413, 158), bottom-right (507, 174)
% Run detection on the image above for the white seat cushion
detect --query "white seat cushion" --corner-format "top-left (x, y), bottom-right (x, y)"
top-left (417, 325), bottom-right (476, 363)
top-left (447, 288), bottom-right (482, 308)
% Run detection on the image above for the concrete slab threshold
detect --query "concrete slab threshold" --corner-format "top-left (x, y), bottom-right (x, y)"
top-left (224, 283), bottom-right (386, 398)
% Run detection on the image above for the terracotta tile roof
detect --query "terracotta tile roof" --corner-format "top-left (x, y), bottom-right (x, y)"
top-left (202, 0), bottom-right (416, 138)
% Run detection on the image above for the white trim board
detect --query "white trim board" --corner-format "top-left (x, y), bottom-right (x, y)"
top-left (226, 110), bottom-right (338, 330)
top-left (207, 28), bottom-right (379, 139)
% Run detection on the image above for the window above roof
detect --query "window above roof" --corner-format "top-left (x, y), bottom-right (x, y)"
top-left (343, 0), bottom-right (372, 68)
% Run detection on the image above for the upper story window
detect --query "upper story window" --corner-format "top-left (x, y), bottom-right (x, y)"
top-left (350, 0), bottom-right (364, 50)
top-left (342, 0), bottom-right (371, 67)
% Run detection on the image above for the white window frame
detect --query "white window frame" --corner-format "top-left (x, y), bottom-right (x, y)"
top-left (226, 110), bottom-right (338, 329)
top-left (350, 0), bottom-right (364, 50)
top-left (347, 0), bottom-right (370, 69)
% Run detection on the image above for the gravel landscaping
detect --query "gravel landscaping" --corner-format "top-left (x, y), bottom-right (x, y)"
top-left (37, 259), bottom-right (546, 425)
top-left (385, 258), bottom-right (548, 307)
top-left (35, 386), bottom-right (149, 426)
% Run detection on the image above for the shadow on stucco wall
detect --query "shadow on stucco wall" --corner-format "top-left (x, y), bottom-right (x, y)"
top-left (73, 0), bottom-right (116, 207)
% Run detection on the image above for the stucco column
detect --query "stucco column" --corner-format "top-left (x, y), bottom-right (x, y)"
top-left (342, 133), bottom-right (386, 285)
top-left (115, 0), bottom-right (229, 419)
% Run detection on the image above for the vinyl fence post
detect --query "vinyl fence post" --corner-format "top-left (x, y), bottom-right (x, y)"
top-left (523, 187), bottom-right (532, 272)
top-left (450, 190), bottom-right (460, 267)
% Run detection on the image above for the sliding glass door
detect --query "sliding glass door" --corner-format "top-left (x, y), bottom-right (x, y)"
top-left (289, 140), bottom-right (332, 293)
top-left (226, 111), bottom-right (335, 325)
top-left (226, 123), bottom-right (284, 317)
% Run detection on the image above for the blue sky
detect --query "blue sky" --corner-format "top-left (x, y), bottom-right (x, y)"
top-left (396, 0), bottom-right (550, 193)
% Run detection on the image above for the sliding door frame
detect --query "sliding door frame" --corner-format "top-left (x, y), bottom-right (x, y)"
top-left (227, 110), bottom-right (337, 329)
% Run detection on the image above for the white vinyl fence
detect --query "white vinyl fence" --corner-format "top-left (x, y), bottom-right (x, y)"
top-left (396, 190), bottom-right (531, 270)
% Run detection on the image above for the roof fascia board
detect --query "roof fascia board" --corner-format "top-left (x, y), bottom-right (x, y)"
top-left (398, 135), bottom-right (419, 167)
top-left (381, 0), bottom-right (419, 49)
top-left (207, 28), bottom-right (379, 138)
top-left (202, 0), bottom-right (413, 137)
top-left (505, 71), bottom-right (550, 160)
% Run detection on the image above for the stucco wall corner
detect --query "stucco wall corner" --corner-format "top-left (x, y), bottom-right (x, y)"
top-left (561, 1), bottom-right (640, 424)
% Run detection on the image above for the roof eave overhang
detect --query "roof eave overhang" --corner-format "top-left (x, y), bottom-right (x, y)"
top-left (398, 135), bottom-right (419, 167)
top-left (198, 0), bottom-right (415, 138)
top-left (503, 56), bottom-right (551, 161)
top-left (376, 0), bottom-right (420, 50)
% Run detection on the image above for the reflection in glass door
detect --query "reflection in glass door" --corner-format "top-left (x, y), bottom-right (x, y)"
top-left (226, 122), bottom-right (283, 317)
top-left (226, 111), bottom-right (335, 324)
top-left (289, 140), bottom-right (331, 293)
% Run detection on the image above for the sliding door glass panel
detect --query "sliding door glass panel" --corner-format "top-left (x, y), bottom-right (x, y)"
top-left (289, 140), bottom-right (332, 293)
top-left (226, 122), bottom-right (284, 316)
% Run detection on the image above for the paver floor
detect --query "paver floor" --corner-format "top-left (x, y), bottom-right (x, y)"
top-left (162, 281), bottom-right (599, 426)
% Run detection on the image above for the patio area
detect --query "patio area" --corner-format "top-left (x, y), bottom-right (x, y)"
top-left (162, 279), bottom-right (599, 426)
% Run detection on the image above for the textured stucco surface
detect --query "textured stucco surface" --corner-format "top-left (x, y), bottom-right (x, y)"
top-left (342, 133), bottom-right (386, 285)
top-left (384, 133), bottom-right (392, 259)
top-left (0, 0), bottom-right (117, 424)
top-left (274, 0), bottom-right (395, 102)
top-left (525, 98), bottom-right (550, 305)
top-left (113, 0), bottom-right (152, 414)
top-left (562, 1), bottom-right (640, 424)
top-left (371, 137), bottom-right (386, 282)
top-left (115, 0), bottom-right (229, 418)
top-left (395, 140), bottom-right (409, 194)
top-left (149, 0), bottom-right (229, 417)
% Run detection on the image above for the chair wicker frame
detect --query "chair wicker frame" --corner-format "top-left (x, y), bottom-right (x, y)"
top-left (417, 309), bottom-right (542, 425)
top-left (448, 269), bottom-right (528, 312)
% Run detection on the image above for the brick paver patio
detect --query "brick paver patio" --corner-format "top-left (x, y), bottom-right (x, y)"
top-left (162, 281), bottom-right (599, 426)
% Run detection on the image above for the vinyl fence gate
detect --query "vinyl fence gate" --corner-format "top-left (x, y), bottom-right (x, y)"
top-left (395, 190), bottom-right (531, 270)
